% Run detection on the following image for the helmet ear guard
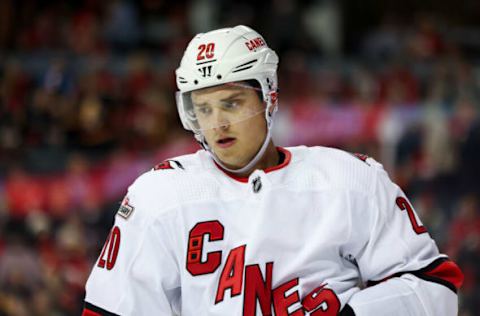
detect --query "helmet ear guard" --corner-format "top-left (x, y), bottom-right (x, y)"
top-left (175, 25), bottom-right (279, 174)
top-left (267, 90), bottom-right (279, 113)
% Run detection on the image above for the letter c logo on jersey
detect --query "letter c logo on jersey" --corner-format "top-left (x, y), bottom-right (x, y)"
top-left (186, 220), bottom-right (224, 276)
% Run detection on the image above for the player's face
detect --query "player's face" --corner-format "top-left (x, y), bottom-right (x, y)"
top-left (191, 84), bottom-right (267, 169)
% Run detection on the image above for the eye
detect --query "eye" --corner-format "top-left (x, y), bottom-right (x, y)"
top-left (222, 100), bottom-right (240, 110)
top-left (196, 106), bottom-right (211, 115)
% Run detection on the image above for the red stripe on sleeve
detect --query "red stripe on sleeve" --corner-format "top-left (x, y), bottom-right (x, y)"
top-left (82, 308), bottom-right (101, 316)
top-left (367, 258), bottom-right (464, 293)
top-left (423, 259), bottom-right (464, 290)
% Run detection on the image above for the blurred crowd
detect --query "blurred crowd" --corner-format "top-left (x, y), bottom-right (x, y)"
top-left (0, 1), bottom-right (479, 315)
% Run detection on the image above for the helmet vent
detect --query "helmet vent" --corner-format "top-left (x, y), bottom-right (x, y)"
top-left (232, 59), bottom-right (257, 73)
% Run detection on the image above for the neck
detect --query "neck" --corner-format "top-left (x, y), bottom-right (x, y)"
top-left (234, 141), bottom-right (279, 178)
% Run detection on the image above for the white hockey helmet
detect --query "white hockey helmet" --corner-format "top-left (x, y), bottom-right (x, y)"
top-left (175, 25), bottom-right (279, 173)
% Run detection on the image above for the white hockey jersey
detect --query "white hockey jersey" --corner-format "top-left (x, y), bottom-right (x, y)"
top-left (83, 146), bottom-right (463, 316)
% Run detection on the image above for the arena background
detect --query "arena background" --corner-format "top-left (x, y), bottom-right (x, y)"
top-left (0, 0), bottom-right (479, 315)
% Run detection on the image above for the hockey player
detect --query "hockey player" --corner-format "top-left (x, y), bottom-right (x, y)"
top-left (83, 25), bottom-right (463, 316)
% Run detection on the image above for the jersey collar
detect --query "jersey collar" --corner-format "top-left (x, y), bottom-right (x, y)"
top-left (213, 147), bottom-right (292, 183)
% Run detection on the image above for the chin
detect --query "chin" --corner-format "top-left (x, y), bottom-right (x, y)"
top-left (217, 156), bottom-right (238, 167)
top-left (216, 155), bottom-right (244, 169)
top-left (214, 147), bottom-right (234, 158)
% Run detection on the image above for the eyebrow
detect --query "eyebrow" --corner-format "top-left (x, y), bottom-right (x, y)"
top-left (193, 91), bottom-right (245, 108)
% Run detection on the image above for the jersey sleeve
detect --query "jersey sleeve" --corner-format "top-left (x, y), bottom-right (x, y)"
top-left (354, 162), bottom-right (462, 289)
top-left (345, 159), bottom-right (463, 315)
top-left (83, 181), bottom-right (181, 315)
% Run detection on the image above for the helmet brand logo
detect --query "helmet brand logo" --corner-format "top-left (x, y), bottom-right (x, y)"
top-left (199, 65), bottom-right (213, 77)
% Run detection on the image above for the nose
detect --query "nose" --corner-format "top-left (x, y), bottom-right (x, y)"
top-left (212, 109), bottom-right (230, 131)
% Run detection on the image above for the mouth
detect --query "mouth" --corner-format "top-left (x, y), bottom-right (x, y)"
top-left (216, 137), bottom-right (236, 148)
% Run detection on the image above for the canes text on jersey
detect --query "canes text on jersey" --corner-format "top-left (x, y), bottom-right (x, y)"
top-left (186, 220), bottom-right (341, 316)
